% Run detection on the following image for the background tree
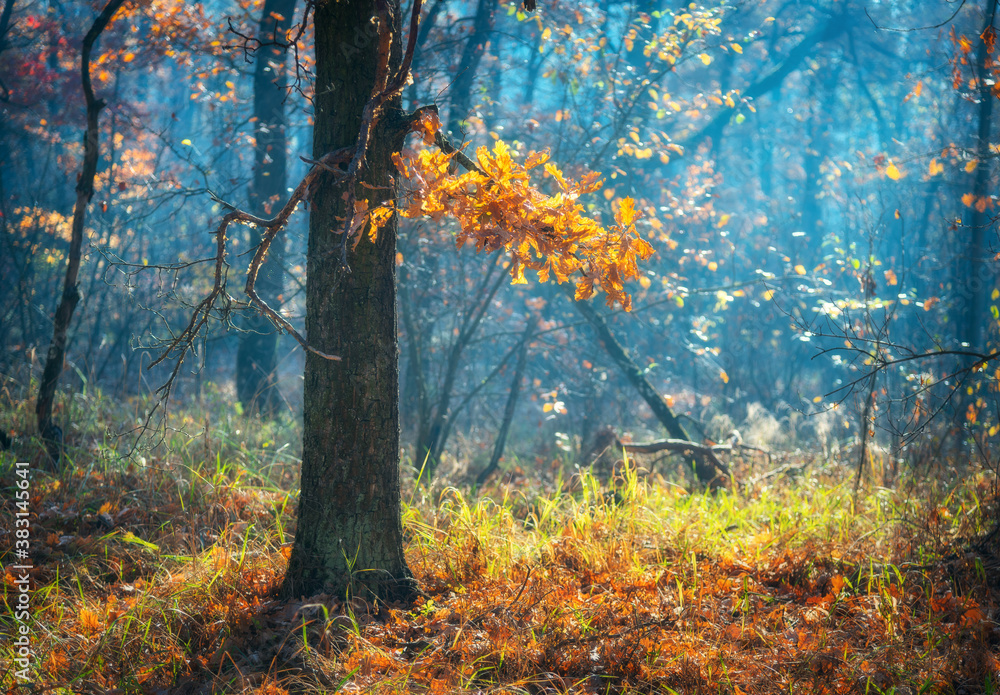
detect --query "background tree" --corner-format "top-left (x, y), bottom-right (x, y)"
top-left (234, 0), bottom-right (298, 415)
top-left (35, 0), bottom-right (126, 460)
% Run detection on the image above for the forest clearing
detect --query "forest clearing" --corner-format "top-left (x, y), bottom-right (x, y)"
top-left (2, 0), bottom-right (1000, 691)
top-left (1, 389), bottom-right (998, 693)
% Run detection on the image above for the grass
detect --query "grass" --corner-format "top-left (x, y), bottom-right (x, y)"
top-left (0, 384), bottom-right (997, 693)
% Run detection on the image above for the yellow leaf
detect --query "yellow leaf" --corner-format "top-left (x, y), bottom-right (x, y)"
top-left (928, 158), bottom-right (944, 176)
top-left (719, 369), bottom-right (729, 384)
top-left (543, 402), bottom-right (554, 413)
top-left (639, 276), bottom-right (652, 289)
top-left (794, 264), bottom-right (806, 275)
top-left (731, 43), bottom-right (743, 53)
top-left (813, 395), bottom-right (823, 403)
top-left (962, 192), bottom-right (976, 207)
top-left (885, 163), bottom-right (902, 180)
top-left (699, 53), bottom-right (711, 65)
top-left (181, 139), bottom-right (192, 146)
top-left (992, 288), bottom-right (999, 301)
top-left (965, 159), bottom-right (978, 172)
top-left (708, 261), bottom-right (718, 272)
top-left (717, 213), bottom-right (731, 227)
top-left (122, 52), bottom-right (135, 63)
top-left (616, 197), bottom-right (638, 227)
top-left (763, 289), bottom-right (775, 300)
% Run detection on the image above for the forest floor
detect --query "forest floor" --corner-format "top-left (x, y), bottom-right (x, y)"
top-left (1, 388), bottom-right (998, 694)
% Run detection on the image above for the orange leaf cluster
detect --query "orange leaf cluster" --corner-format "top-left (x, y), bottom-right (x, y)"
top-left (379, 140), bottom-right (654, 310)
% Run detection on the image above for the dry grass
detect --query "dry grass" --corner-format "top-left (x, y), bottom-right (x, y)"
top-left (1, 387), bottom-right (998, 694)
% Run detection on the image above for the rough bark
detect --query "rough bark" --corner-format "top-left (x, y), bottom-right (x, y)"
top-left (236, 0), bottom-right (298, 415)
top-left (280, 0), bottom-right (416, 603)
top-left (35, 0), bottom-right (126, 462)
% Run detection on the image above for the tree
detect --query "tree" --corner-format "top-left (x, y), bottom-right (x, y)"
top-left (162, 0), bottom-right (656, 603)
top-left (280, 0), bottom-right (417, 601)
top-left (35, 0), bottom-right (126, 462)
top-left (235, 0), bottom-right (298, 415)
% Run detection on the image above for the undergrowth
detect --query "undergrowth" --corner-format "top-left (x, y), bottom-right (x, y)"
top-left (0, 386), bottom-right (998, 694)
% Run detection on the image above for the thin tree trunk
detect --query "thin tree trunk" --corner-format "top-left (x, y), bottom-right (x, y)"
top-left (571, 292), bottom-right (724, 485)
top-left (961, 10), bottom-right (996, 350)
top-left (446, 0), bottom-right (498, 139)
top-left (281, 0), bottom-right (416, 603)
top-left (477, 318), bottom-right (535, 485)
top-left (35, 0), bottom-right (126, 463)
top-left (419, 260), bottom-right (506, 476)
top-left (236, 0), bottom-right (298, 415)
top-left (399, 264), bottom-right (429, 445)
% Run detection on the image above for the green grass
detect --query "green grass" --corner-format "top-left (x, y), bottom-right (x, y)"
top-left (0, 384), bottom-right (997, 693)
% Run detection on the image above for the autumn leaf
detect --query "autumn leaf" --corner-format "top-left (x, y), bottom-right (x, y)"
top-left (616, 197), bottom-right (639, 227)
top-left (390, 140), bottom-right (654, 310)
top-left (962, 192), bottom-right (976, 207)
top-left (885, 162), bottom-right (902, 180)
top-left (794, 264), bottom-right (806, 275)
top-left (884, 269), bottom-right (898, 286)
top-left (79, 607), bottom-right (102, 635)
top-left (928, 158), bottom-right (944, 176)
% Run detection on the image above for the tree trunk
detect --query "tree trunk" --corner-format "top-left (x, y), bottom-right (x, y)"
top-left (35, 0), bottom-right (126, 463)
top-left (236, 0), bottom-right (297, 415)
top-left (961, 11), bottom-right (996, 351)
top-left (477, 318), bottom-right (535, 485)
top-left (280, 0), bottom-right (416, 603)
top-left (418, 261), bottom-right (506, 476)
top-left (446, 0), bottom-right (498, 140)
top-left (570, 292), bottom-right (723, 485)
